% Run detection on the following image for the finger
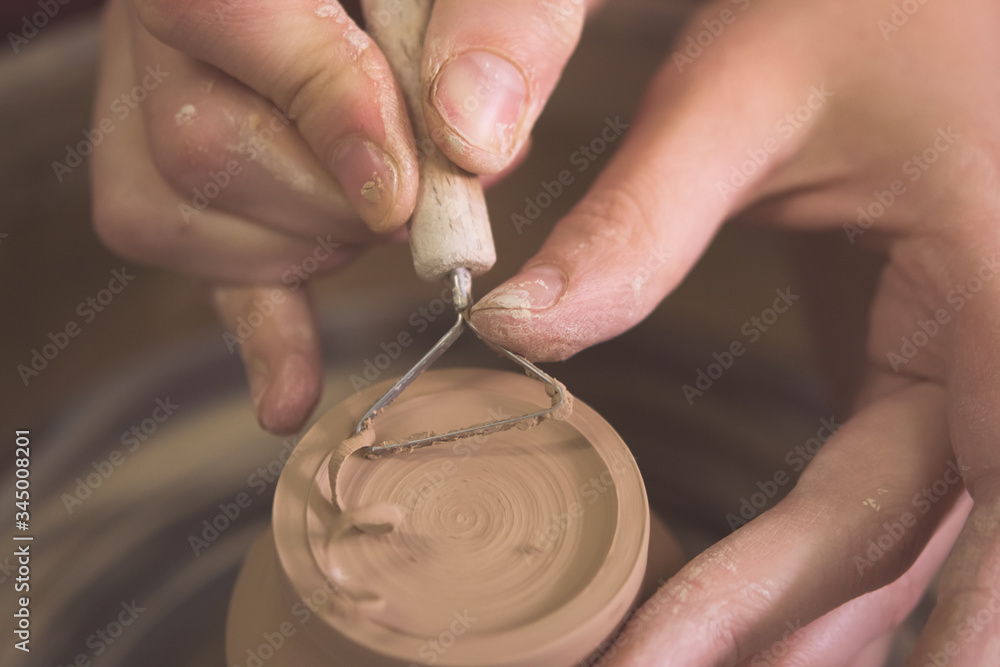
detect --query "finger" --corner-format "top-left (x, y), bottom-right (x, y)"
top-left (212, 284), bottom-right (322, 435)
top-left (93, 1), bottom-right (360, 283)
top-left (417, 0), bottom-right (599, 173)
top-left (131, 13), bottom-right (375, 243)
top-left (639, 509), bottom-right (687, 603)
top-left (737, 493), bottom-right (971, 667)
top-left (607, 382), bottom-right (962, 666)
top-left (908, 249), bottom-right (1000, 666)
top-left (845, 633), bottom-right (894, 667)
top-left (469, 5), bottom-right (827, 360)
top-left (132, 0), bottom-right (418, 232)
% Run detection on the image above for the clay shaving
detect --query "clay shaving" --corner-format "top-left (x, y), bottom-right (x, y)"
top-left (360, 380), bottom-right (575, 459)
top-left (360, 173), bottom-right (383, 203)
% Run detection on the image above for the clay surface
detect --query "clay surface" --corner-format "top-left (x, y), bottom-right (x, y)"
top-left (262, 368), bottom-right (648, 666)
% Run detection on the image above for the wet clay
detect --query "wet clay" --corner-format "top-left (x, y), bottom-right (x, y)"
top-left (227, 369), bottom-right (648, 667)
top-left (361, 173), bottom-right (384, 203)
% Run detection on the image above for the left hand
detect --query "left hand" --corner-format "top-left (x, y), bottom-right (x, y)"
top-left (468, 0), bottom-right (1000, 664)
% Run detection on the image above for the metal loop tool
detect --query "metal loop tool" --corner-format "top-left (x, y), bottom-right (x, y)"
top-left (356, 269), bottom-right (566, 458)
top-left (355, 0), bottom-right (567, 458)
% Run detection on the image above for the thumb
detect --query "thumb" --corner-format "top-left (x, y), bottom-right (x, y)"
top-left (471, 16), bottom-right (828, 360)
top-left (418, 0), bottom-right (601, 174)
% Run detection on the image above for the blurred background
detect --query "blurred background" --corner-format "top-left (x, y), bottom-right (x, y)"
top-left (0, 1), bottom-right (905, 665)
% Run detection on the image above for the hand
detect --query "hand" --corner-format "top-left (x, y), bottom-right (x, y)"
top-left (91, 0), bottom-right (598, 433)
top-left (469, 0), bottom-right (1000, 664)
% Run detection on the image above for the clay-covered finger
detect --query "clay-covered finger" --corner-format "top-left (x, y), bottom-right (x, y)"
top-left (128, 12), bottom-right (376, 243)
top-left (735, 494), bottom-right (971, 667)
top-left (131, 0), bottom-right (418, 232)
top-left (469, 4), bottom-right (826, 361)
top-left (92, 1), bottom-right (360, 283)
top-left (910, 489), bottom-right (1000, 666)
top-left (907, 251), bottom-right (1000, 666)
top-left (212, 284), bottom-right (322, 435)
top-left (416, 0), bottom-right (600, 174)
top-left (606, 382), bottom-right (962, 666)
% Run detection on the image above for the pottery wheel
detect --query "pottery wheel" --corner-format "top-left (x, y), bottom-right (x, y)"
top-left (272, 368), bottom-right (649, 666)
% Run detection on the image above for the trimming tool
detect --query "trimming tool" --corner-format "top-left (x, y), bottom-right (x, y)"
top-left (357, 0), bottom-right (567, 458)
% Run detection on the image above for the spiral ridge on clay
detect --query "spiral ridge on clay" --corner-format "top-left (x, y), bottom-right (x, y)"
top-left (279, 370), bottom-right (646, 666)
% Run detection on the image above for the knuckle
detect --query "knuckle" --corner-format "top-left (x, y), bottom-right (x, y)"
top-left (569, 184), bottom-right (652, 248)
top-left (146, 97), bottom-right (256, 194)
top-left (274, 22), bottom-right (379, 130)
top-left (148, 127), bottom-right (222, 194)
top-left (92, 195), bottom-right (167, 265)
top-left (93, 177), bottom-right (193, 267)
top-left (659, 574), bottom-right (758, 662)
top-left (281, 56), bottom-right (379, 171)
top-left (281, 62), bottom-right (333, 132)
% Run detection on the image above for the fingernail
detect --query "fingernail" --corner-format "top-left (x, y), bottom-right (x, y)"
top-left (256, 353), bottom-right (319, 435)
top-left (331, 138), bottom-right (398, 230)
top-left (474, 265), bottom-right (566, 313)
top-left (432, 50), bottom-right (527, 156)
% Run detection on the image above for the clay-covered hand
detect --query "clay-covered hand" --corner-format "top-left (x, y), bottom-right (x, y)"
top-left (468, 0), bottom-right (1000, 664)
top-left (91, 0), bottom-right (595, 433)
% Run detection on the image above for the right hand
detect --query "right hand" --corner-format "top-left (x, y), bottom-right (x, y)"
top-left (91, 0), bottom-right (597, 434)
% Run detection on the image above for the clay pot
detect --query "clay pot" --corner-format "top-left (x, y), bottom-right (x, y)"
top-left (226, 368), bottom-right (650, 666)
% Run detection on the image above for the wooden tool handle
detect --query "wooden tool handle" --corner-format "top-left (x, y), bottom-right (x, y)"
top-left (366, 0), bottom-right (496, 282)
